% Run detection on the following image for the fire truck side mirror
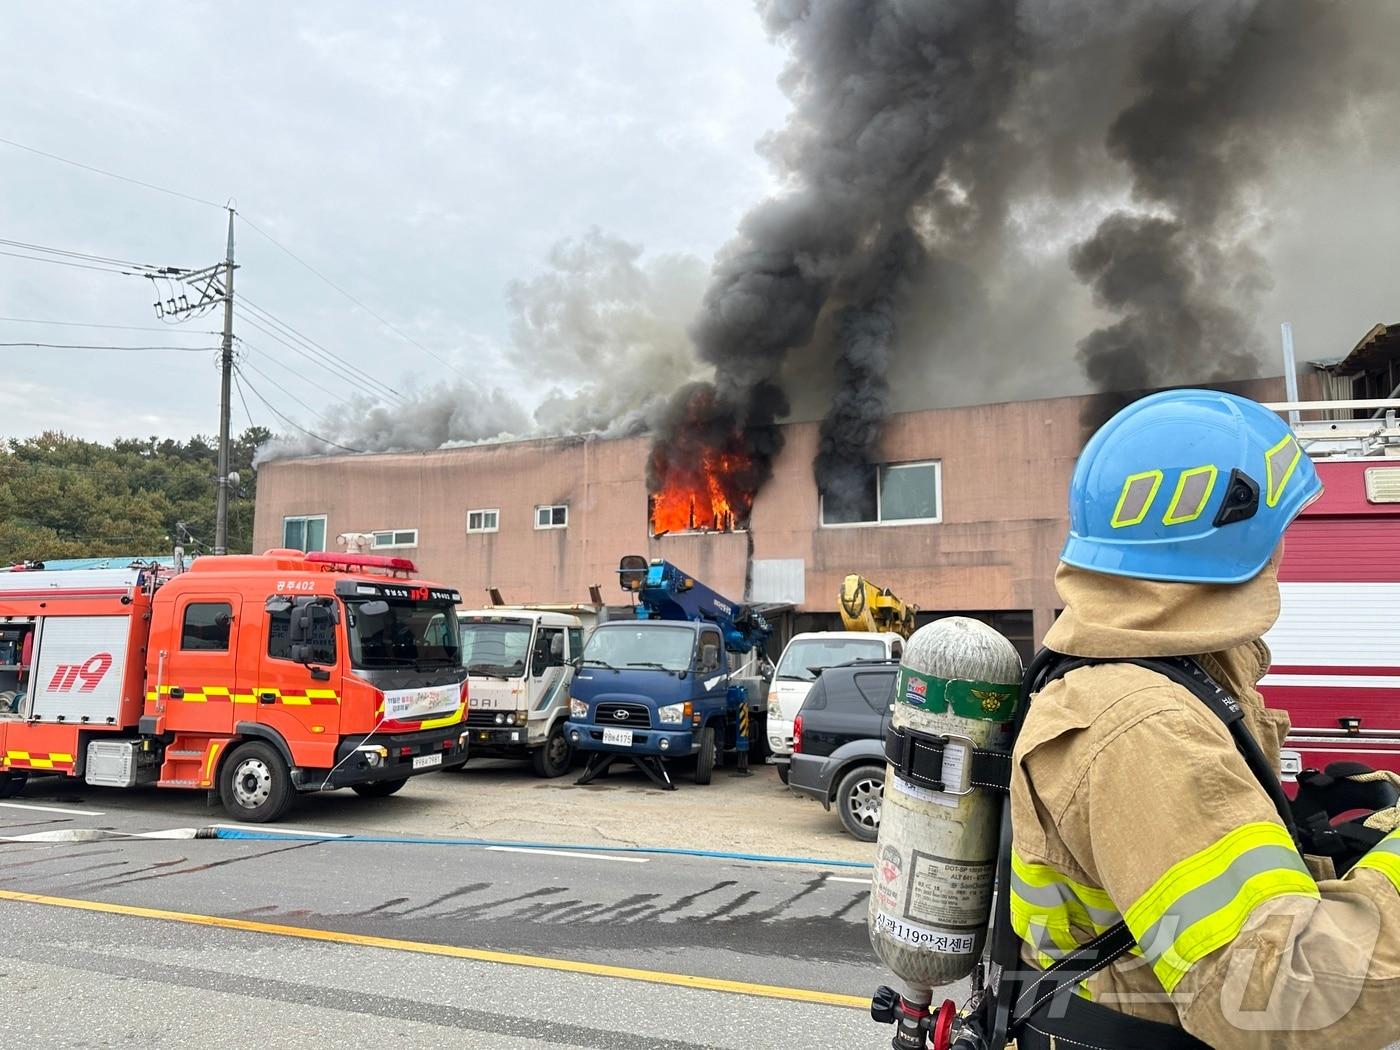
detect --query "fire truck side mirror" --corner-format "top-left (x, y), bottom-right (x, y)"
top-left (290, 602), bottom-right (336, 667)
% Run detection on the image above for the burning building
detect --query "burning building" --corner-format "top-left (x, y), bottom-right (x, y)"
top-left (252, 374), bottom-right (1320, 661)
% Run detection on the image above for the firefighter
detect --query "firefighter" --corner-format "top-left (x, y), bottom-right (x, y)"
top-left (1009, 389), bottom-right (1400, 1049)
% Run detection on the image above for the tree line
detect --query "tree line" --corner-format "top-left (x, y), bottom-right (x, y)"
top-left (0, 427), bottom-right (270, 564)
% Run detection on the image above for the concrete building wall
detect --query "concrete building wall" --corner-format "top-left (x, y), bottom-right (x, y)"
top-left (253, 379), bottom-right (1305, 647)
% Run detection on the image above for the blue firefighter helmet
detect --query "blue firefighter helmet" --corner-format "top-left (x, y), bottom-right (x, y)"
top-left (1061, 389), bottom-right (1322, 584)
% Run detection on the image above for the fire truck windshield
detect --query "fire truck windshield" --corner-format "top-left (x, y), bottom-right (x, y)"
top-left (345, 598), bottom-right (461, 669)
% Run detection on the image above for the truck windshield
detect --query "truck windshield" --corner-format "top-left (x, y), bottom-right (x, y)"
top-left (584, 624), bottom-right (694, 672)
top-left (459, 621), bottom-right (532, 678)
top-left (345, 599), bottom-right (461, 669)
top-left (776, 637), bottom-right (887, 681)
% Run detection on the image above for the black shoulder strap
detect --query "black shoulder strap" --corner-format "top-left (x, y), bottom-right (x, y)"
top-left (980, 650), bottom-right (1300, 1049)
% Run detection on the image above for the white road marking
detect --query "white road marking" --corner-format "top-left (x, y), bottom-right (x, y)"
top-left (485, 845), bottom-right (649, 864)
top-left (0, 801), bottom-right (104, 817)
top-left (210, 823), bottom-right (350, 839)
top-left (827, 876), bottom-right (870, 885)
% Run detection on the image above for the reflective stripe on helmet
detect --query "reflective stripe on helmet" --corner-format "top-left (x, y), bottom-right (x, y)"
top-left (1162, 464), bottom-right (1219, 525)
top-left (1264, 433), bottom-right (1303, 508)
top-left (1110, 470), bottom-right (1164, 529)
top-left (1124, 821), bottom-right (1319, 993)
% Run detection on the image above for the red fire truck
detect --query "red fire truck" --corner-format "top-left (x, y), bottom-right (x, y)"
top-left (1264, 452), bottom-right (1400, 784)
top-left (0, 549), bottom-right (469, 821)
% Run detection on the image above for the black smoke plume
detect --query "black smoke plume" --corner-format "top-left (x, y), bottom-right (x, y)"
top-left (649, 0), bottom-right (1029, 512)
top-left (1072, 1), bottom-right (1386, 423)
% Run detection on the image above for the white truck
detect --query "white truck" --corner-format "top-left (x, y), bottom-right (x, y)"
top-left (457, 609), bottom-right (587, 778)
top-left (767, 630), bottom-right (905, 783)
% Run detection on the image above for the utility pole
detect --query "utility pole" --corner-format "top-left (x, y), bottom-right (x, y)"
top-left (153, 209), bottom-right (239, 555)
top-left (214, 208), bottom-right (236, 555)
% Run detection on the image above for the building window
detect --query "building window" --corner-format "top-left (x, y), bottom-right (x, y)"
top-left (181, 602), bottom-right (232, 652)
top-left (371, 529), bottom-right (418, 549)
top-left (467, 509), bottom-right (500, 533)
top-left (820, 460), bottom-right (942, 527)
top-left (283, 515), bottom-right (327, 552)
top-left (535, 505), bottom-right (568, 530)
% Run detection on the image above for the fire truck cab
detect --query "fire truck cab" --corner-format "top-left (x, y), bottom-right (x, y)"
top-left (0, 549), bottom-right (470, 821)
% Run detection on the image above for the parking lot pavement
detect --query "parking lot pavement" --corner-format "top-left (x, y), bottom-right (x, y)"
top-left (0, 757), bottom-right (875, 862)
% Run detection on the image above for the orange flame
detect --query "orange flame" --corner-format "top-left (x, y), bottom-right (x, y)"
top-left (649, 448), bottom-right (752, 535)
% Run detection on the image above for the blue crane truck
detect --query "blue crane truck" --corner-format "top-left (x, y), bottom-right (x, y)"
top-left (563, 555), bottom-right (772, 790)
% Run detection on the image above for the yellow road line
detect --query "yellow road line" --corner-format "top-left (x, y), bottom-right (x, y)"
top-left (0, 888), bottom-right (867, 1010)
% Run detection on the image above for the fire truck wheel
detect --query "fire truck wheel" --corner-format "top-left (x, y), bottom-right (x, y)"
top-left (0, 772), bottom-right (27, 799)
top-left (351, 777), bottom-right (408, 798)
top-left (531, 724), bottom-right (572, 779)
top-left (694, 726), bottom-right (717, 785)
top-left (219, 741), bottom-right (293, 823)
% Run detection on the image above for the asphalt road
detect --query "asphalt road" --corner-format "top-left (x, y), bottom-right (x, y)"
top-left (0, 791), bottom-right (897, 1049)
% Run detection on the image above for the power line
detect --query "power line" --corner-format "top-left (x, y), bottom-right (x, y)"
top-left (235, 309), bottom-right (399, 404)
top-left (238, 356), bottom-right (334, 424)
top-left (0, 315), bottom-right (216, 335)
top-left (0, 342), bottom-right (216, 352)
top-left (0, 237), bottom-right (176, 272)
top-left (232, 370), bottom-right (259, 433)
top-left (236, 367), bottom-right (365, 454)
top-left (238, 213), bottom-right (467, 378)
top-left (0, 135), bottom-right (224, 211)
top-left (236, 296), bottom-right (405, 402)
top-left (0, 248), bottom-right (142, 276)
top-left (236, 336), bottom-right (346, 403)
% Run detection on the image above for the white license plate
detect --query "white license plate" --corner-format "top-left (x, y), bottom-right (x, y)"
top-left (412, 753), bottom-right (443, 770)
top-left (602, 727), bottom-right (633, 747)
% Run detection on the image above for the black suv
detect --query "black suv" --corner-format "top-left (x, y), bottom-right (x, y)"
top-left (785, 660), bottom-right (896, 842)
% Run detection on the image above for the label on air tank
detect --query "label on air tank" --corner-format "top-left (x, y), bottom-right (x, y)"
top-left (905, 850), bottom-right (994, 930)
top-left (872, 912), bottom-right (977, 954)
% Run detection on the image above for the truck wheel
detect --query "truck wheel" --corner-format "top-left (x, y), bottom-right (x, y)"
top-left (694, 726), bottom-right (717, 785)
top-left (531, 724), bottom-right (573, 779)
top-left (0, 772), bottom-right (27, 799)
top-left (835, 764), bottom-right (885, 842)
top-left (219, 741), bottom-right (294, 823)
top-left (351, 777), bottom-right (408, 798)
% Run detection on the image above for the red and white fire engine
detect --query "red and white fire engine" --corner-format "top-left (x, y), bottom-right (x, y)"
top-left (1262, 400), bottom-right (1400, 783)
top-left (0, 549), bottom-right (470, 821)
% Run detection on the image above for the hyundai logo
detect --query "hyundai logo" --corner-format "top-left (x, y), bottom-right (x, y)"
top-left (615, 710), bottom-right (630, 721)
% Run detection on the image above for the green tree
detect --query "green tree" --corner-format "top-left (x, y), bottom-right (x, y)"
top-left (0, 427), bottom-right (271, 563)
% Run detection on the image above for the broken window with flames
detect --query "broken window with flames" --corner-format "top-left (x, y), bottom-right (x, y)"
top-left (645, 385), bottom-right (770, 536)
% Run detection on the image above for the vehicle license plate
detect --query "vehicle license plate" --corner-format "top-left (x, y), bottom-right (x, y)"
top-left (412, 753), bottom-right (443, 770)
top-left (602, 728), bottom-right (633, 747)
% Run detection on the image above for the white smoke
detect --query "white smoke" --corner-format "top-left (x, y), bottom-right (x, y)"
top-left (255, 229), bottom-right (706, 461)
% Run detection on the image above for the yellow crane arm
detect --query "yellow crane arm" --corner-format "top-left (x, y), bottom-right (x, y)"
top-left (838, 573), bottom-right (918, 639)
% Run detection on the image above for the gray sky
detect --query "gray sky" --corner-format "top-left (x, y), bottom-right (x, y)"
top-left (0, 2), bottom-right (787, 441)
top-left (2, 3), bottom-right (1397, 448)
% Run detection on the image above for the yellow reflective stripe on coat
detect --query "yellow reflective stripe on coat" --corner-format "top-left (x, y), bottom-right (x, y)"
top-left (1125, 821), bottom-right (1318, 993)
top-left (1353, 831), bottom-right (1400, 892)
top-left (1010, 851), bottom-right (1121, 998)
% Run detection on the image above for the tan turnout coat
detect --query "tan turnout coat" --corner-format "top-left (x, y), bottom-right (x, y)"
top-left (1010, 561), bottom-right (1400, 1049)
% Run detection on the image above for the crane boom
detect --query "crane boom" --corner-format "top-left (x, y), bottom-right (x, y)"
top-left (618, 555), bottom-right (771, 654)
top-left (838, 573), bottom-right (918, 638)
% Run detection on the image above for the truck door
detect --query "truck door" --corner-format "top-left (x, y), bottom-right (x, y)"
top-left (695, 629), bottom-right (726, 697)
top-left (258, 597), bottom-right (341, 760)
top-left (162, 596), bottom-right (245, 734)
top-left (529, 626), bottom-right (570, 716)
